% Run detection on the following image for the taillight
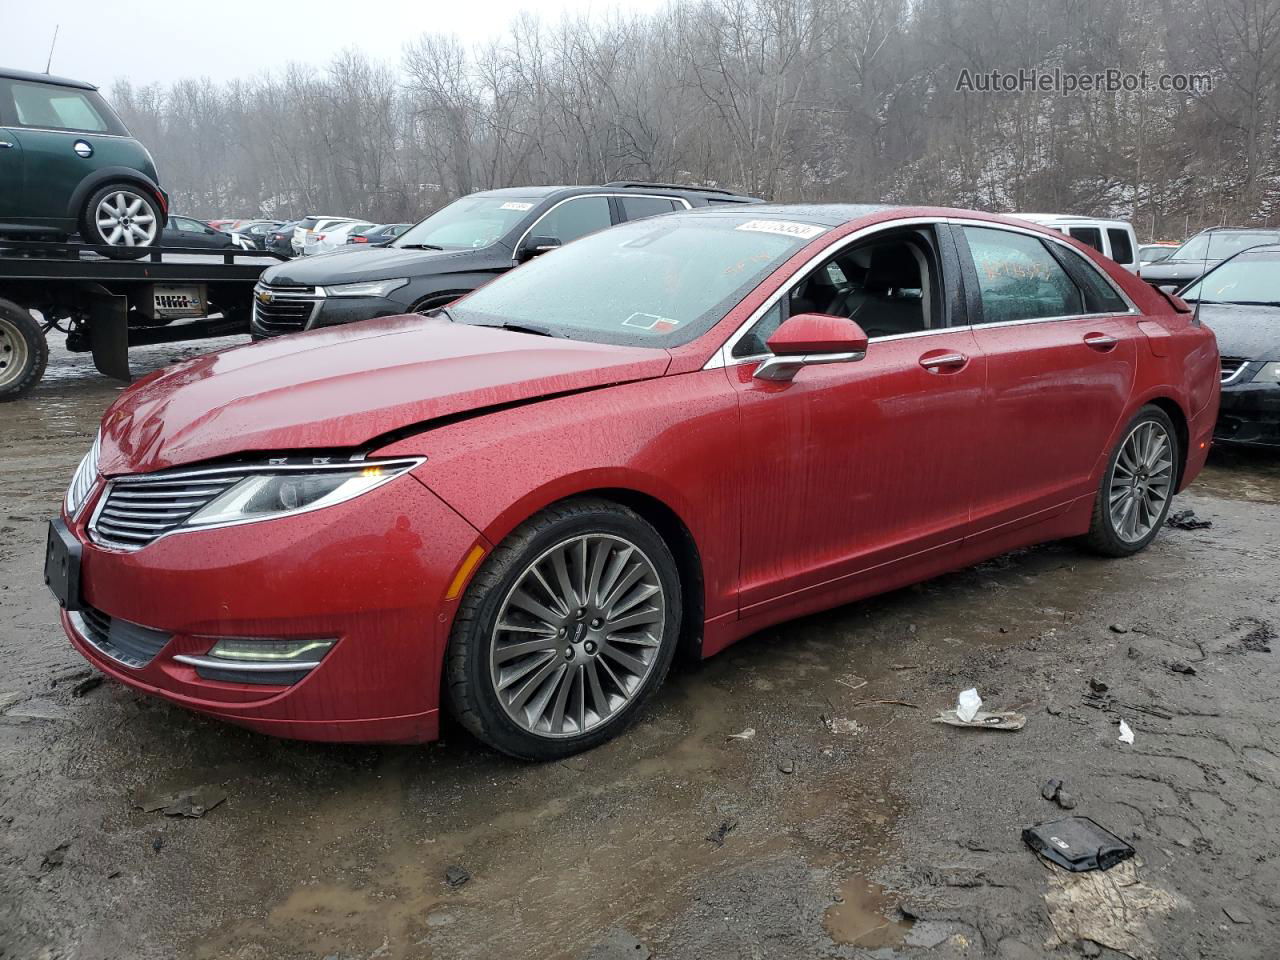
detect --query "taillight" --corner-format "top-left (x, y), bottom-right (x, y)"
top-left (354, 236), bottom-right (367, 243)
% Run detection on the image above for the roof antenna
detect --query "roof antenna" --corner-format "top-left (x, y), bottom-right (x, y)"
top-left (45, 25), bottom-right (59, 74)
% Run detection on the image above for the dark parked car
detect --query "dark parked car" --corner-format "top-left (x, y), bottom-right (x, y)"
top-left (231, 219), bottom-right (284, 251)
top-left (161, 216), bottom-right (241, 250)
top-left (0, 67), bottom-right (167, 252)
top-left (1180, 244), bottom-right (1280, 446)
top-left (1141, 228), bottom-right (1280, 288)
top-left (348, 223), bottom-right (410, 247)
top-left (251, 183), bottom-right (760, 337)
top-left (265, 220), bottom-right (301, 257)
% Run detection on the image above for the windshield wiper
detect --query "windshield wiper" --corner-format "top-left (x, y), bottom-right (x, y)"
top-left (397, 243), bottom-right (444, 250)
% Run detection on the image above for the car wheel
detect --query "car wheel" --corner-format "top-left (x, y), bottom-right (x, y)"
top-left (1082, 405), bottom-right (1180, 557)
top-left (0, 298), bottom-right (49, 401)
top-left (446, 497), bottom-right (682, 759)
top-left (80, 184), bottom-right (163, 259)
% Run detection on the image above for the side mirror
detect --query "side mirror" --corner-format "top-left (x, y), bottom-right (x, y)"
top-left (755, 313), bottom-right (868, 382)
top-left (518, 236), bottom-right (562, 262)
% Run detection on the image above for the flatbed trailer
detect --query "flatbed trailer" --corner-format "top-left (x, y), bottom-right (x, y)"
top-left (0, 239), bottom-right (285, 400)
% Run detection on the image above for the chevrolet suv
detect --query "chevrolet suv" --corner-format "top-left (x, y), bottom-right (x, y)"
top-left (0, 68), bottom-right (166, 251)
top-left (250, 183), bottom-right (760, 338)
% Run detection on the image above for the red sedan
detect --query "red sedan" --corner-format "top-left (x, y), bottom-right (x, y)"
top-left (45, 205), bottom-right (1220, 758)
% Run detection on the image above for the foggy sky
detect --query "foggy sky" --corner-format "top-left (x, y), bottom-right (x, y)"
top-left (7, 0), bottom-right (670, 88)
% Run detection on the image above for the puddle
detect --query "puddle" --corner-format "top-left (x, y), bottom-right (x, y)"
top-left (824, 873), bottom-right (911, 947)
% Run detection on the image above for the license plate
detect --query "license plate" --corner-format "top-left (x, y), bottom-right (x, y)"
top-left (44, 518), bottom-right (83, 612)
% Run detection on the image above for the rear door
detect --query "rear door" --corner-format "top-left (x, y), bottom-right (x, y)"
top-left (955, 223), bottom-right (1138, 534)
top-left (1106, 226), bottom-right (1138, 273)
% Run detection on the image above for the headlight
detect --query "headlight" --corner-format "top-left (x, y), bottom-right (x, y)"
top-left (184, 459), bottom-right (422, 529)
top-left (65, 431), bottom-right (101, 518)
top-left (1258, 361), bottom-right (1280, 383)
top-left (324, 278), bottom-right (410, 298)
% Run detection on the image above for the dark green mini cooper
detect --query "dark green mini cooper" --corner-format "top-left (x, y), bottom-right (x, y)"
top-left (0, 68), bottom-right (166, 249)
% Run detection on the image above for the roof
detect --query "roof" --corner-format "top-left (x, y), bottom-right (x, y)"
top-left (1190, 226), bottom-right (1280, 235)
top-left (470, 183), bottom-right (760, 202)
top-left (683, 203), bottom-right (896, 226)
top-left (0, 67), bottom-right (97, 90)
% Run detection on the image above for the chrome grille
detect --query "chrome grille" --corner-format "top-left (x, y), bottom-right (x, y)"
top-left (91, 472), bottom-right (245, 549)
top-left (253, 283), bottom-right (321, 332)
top-left (1221, 357), bottom-right (1249, 384)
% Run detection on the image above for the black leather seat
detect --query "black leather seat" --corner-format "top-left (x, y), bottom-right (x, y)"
top-left (843, 245), bottom-right (926, 338)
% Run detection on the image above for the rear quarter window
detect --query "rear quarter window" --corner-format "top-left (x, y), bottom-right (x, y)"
top-left (1107, 228), bottom-right (1135, 265)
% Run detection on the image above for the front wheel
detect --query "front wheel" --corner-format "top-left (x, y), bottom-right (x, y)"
top-left (0, 298), bottom-right (49, 401)
top-left (446, 498), bottom-right (682, 759)
top-left (1082, 406), bottom-right (1180, 556)
top-left (80, 183), bottom-right (163, 259)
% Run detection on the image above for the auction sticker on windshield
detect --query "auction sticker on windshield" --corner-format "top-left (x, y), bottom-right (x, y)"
top-left (622, 312), bottom-right (680, 332)
top-left (735, 220), bottom-right (825, 240)
top-left (500, 202), bottom-right (534, 211)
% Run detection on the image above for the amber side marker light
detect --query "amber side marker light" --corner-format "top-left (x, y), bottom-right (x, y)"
top-left (446, 545), bottom-right (487, 600)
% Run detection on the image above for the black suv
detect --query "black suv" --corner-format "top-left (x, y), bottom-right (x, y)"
top-left (250, 183), bottom-right (760, 337)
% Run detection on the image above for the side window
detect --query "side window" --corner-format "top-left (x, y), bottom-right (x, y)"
top-left (1048, 244), bottom-right (1128, 314)
top-left (173, 217), bottom-right (200, 232)
top-left (1107, 228), bottom-right (1135, 265)
top-left (963, 227), bottom-right (1084, 324)
top-left (10, 82), bottom-right (108, 132)
top-left (732, 230), bottom-right (939, 357)
top-left (531, 196), bottom-right (612, 245)
top-left (1068, 226), bottom-right (1104, 253)
top-left (620, 196), bottom-right (680, 222)
top-left (732, 302), bottom-right (784, 358)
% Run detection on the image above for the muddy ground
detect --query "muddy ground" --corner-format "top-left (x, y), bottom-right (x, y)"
top-left (3, 337), bottom-right (1279, 960)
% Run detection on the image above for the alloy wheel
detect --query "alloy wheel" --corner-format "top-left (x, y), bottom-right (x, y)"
top-left (0, 315), bottom-right (30, 391)
top-left (1108, 419), bottom-right (1174, 542)
top-left (95, 190), bottom-right (158, 246)
top-left (489, 533), bottom-right (666, 739)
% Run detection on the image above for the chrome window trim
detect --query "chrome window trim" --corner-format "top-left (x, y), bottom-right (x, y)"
top-left (87, 457), bottom-right (424, 552)
top-left (4, 125), bottom-right (131, 139)
top-left (706, 215), bottom-right (1140, 370)
top-left (511, 193), bottom-right (694, 263)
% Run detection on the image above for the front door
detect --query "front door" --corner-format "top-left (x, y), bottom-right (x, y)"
top-left (730, 225), bottom-right (984, 615)
top-left (0, 129), bottom-right (22, 220)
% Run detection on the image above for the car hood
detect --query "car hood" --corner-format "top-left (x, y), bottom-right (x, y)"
top-left (96, 316), bottom-right (672, 475)
top-left (262, 245), bottom-right (495, 286)
top-left (1200, 303), bottom-right (1280, 361)
top-left (1140, 260), bottom-right (1219, 285)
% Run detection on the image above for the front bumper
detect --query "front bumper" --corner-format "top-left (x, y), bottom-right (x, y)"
top-left (56, 472), bottom-right (484, 743)
top-left (1216, 373), bottom-right (1280, 447)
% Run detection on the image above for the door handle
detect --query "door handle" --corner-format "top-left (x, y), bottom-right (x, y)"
top-left (920, 351), bottom-right (968, 372)
top-left (1083, 333), bottom-right (1118, 350)
top-left (0, 141), bottom-right (13, 149)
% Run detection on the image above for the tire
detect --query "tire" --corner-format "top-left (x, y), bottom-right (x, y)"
top-left (1081, 405), bottom-right (1180, 557)
top-left (0, 298), bottom-right (49, 401)
top-left (79, 183), bottom-right (163, 260)
top-left (446, 497), bottom-right (683, 759)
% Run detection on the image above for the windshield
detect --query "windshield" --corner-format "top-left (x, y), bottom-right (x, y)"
top-left (449, 214), bottom-right (828, 347)
top-left (393, 196), bottom-right (540, 250)
top-left (1180, 251), bottom-right (1280, 305)
top-left (1170, 230), bottom-right (1280, 263)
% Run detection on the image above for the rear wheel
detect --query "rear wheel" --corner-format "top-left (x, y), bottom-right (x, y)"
top-left (446, 498), bottom-right (682, 759)
top-left (1082, 406), bottom-right (1179, 556)
top-left (80, 183), bottom-right (163, 260)
top-left (0, 299), bottom-right (49, 401)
